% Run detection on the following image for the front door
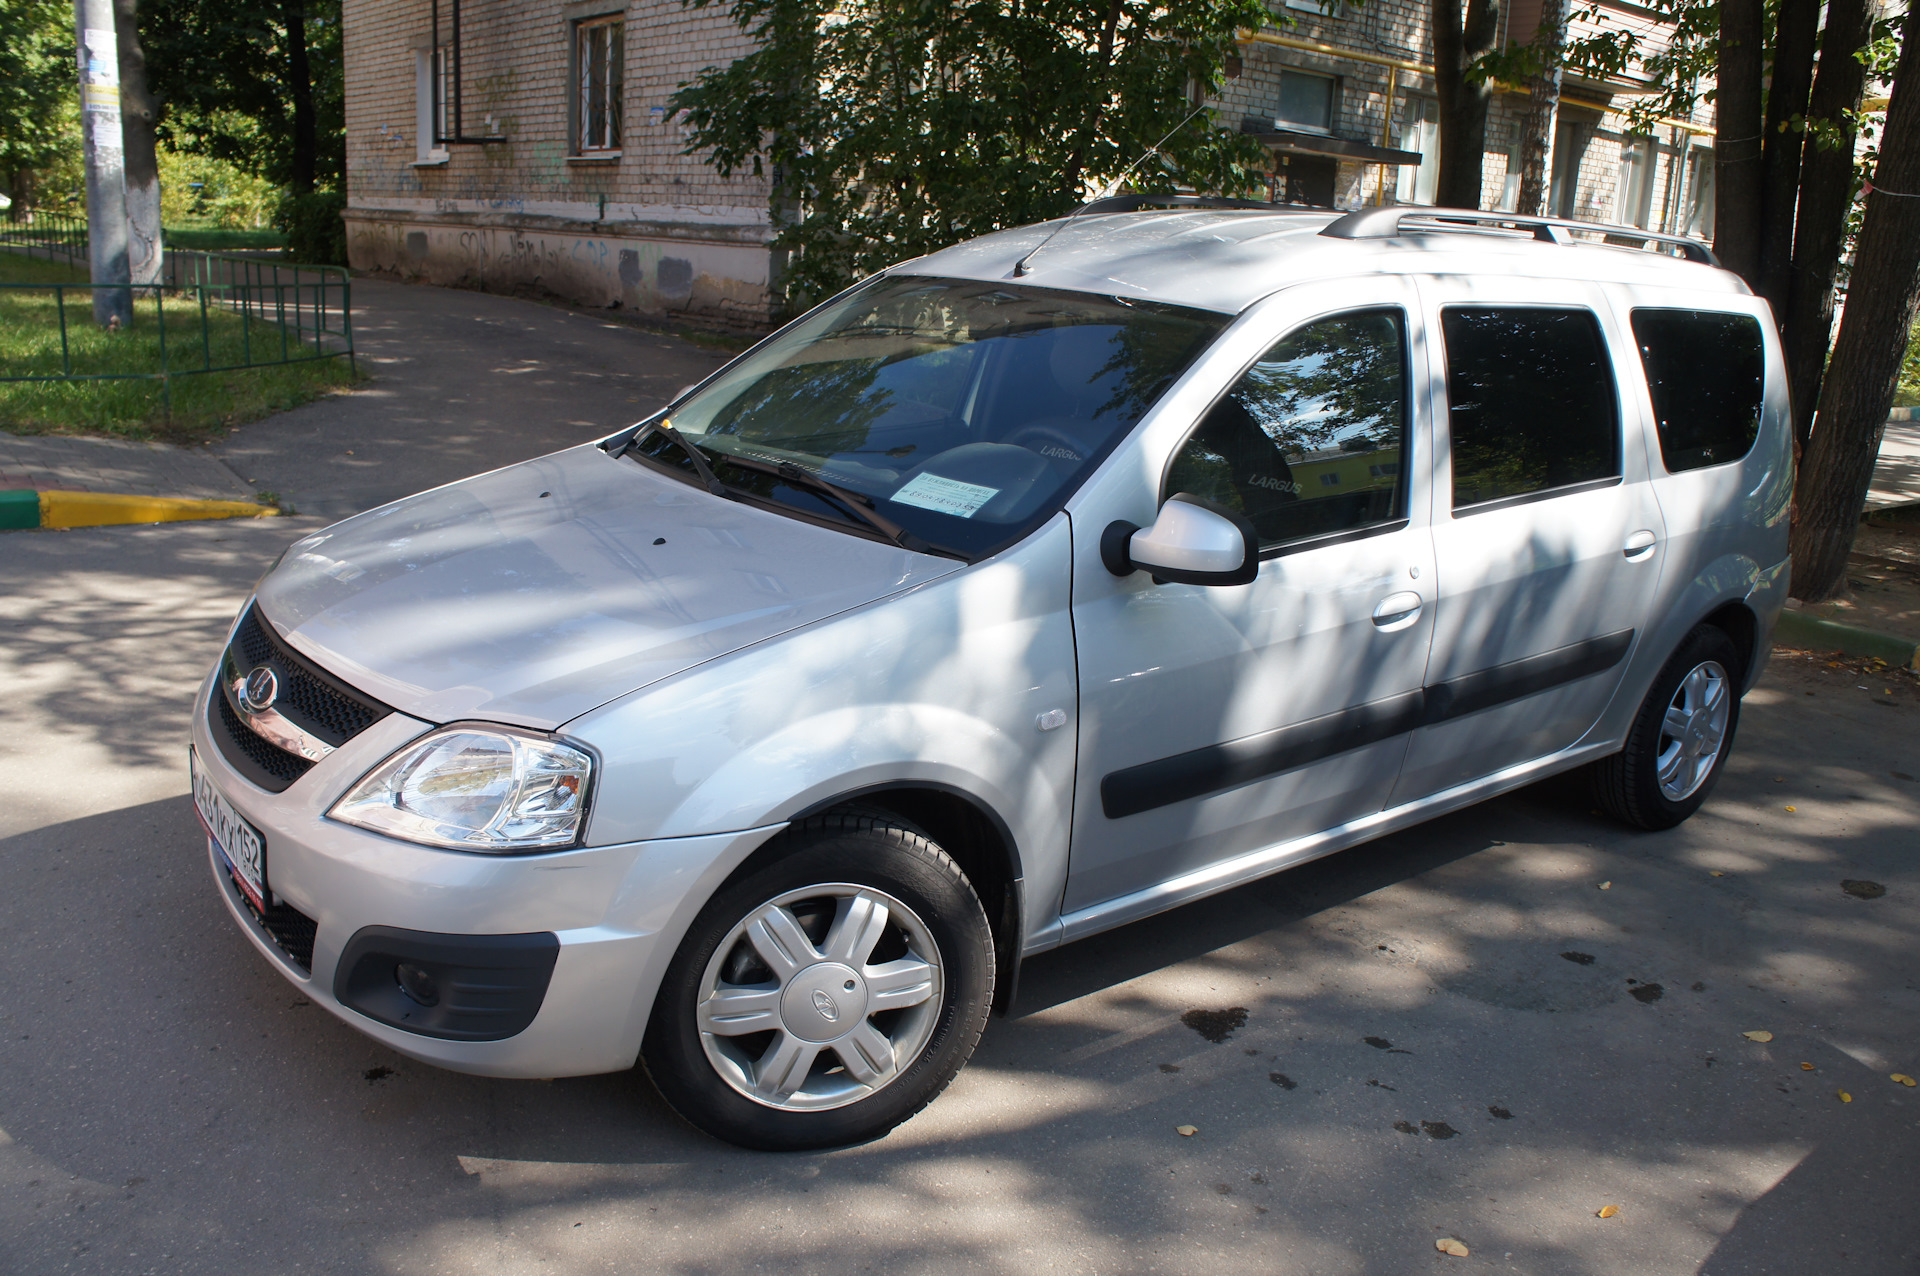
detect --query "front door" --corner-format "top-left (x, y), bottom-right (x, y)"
top-left (1063, 278), bottom-right (1437, 922)
top-left (1390, 278), bottom-right (1667, 804)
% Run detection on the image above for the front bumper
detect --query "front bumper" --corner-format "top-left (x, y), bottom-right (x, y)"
top-left (191, 668), bottom-right (783, 1078)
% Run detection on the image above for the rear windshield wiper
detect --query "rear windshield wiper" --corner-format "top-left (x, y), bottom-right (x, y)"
top-left (713, 450), bottom-right (947, 556)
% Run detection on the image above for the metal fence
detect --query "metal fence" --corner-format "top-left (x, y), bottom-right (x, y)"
top-left (1, 210), bottom-right (354, 420)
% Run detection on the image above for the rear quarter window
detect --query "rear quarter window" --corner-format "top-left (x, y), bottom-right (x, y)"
top-left (1629, 309), bottom-right (1764, 473)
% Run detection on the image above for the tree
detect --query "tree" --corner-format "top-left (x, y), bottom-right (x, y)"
top-left (1511, 0), bottom-right (1566, 216)
top-left (1431, 0), bottom-right (1502, 208)
top-left (1790, 7), bottom-right (1920, 602)
top-left (140, 0), bottom-right (344, 194)
top-left (116, 0), bottom-right (163, 284)
top-left (0, 0), bottom-right (80, 210)
top-left (673, 0), bottom-right (1273, 312)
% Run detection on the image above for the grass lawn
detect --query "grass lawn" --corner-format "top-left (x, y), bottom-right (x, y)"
top-left (0, 251), bottom-right (357, 441)
top-left (163, 225), bottom-right (288, 253)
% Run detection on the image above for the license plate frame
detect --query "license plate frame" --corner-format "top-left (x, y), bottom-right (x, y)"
top-left (191, 747), bottom-right (267, 912)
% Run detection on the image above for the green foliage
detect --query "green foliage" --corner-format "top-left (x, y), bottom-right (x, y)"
top-left (1898, 319), bottom-right (1920, 408)
top-left (143, 0), bottom-right (345, 190)
top-left (159, 140), bottom-right (281, 228)
top-left (0, 0), bottom-right (82, 206)
top-left (672, 0), bottom-right (1274, 312)
top-left (273, 188), bottom-right (346, 265)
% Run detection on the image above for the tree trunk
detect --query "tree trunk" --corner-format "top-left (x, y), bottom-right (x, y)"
top-left (1756, 0), bottom-right (1819, 315)
top-left (1789, 12), bottom-right (1920, 603)
top-left (1513, 0), bottom-right (1565, 217)
top-left (1432, 0), bottom-right (1499, 209)
top-left (113, 0), bottom-right (162, 287)
top-left (1714, 0), bottom-right (1765, 287)
top-left (1781, 0), bottom-right (1871, 451)
top-left (285, 0), bottom-right (317, 193)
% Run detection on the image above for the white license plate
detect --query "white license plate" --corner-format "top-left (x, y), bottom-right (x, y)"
top-left (191, 748), bottom-right (267, 912)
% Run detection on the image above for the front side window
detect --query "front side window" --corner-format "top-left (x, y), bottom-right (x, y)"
top-left (576, 16), bottom-right (624, 152)
top-left (628, 276), bottom-right (1228, 559)
top-left (1442, 307), bottom-right (1620, 510)
top-left (1167, 309), bottom-right (1409, 551)
top-left (1631, 309), bottom-right (1764, 472)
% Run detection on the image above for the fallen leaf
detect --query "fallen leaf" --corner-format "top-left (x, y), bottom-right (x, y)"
top-left (1176, 1125), bottom-right (1198, 1137)
top-left (1436, 1238), bottom-right (1470, 1257)
top-left (1599, 880), bottom-right (1613, 890)
top-left (1710, 870), bottom-right (1726, 877)
top-left (1597, 1205), bottom-right (1620, 1219)
top-left (1893, 1074), bottom-right (1917, 1087)
top-left (1742, 1031), bottom-right (1774, 1042)
top-left (1801, 1062), bottom-right (1815, 1071)
top-left (1785, 806), bottom-right (1797, 812)
top-left (1838, 1091), bottom-right (1853, 1103)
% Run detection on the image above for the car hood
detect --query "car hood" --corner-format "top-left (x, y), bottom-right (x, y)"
top-left (254, 444), bottom-right (963, 729)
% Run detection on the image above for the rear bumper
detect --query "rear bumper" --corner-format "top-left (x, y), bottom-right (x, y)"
top-left (192, 668), bottom-right (784, 1078)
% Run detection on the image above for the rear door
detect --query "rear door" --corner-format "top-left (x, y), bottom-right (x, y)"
top-left (1391, 276), bottom-right (1667, 803)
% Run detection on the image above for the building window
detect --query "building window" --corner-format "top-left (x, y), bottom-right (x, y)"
top-left (1684, 146), bottom-right (1715, 238)
top-left (1548, 119), bottom-right (1591, 218)
top-left (413, 46), bottom-right (449, 163)
top-left (1283, 0), bottom-right (1335, 14)
top-left (575, 16), bottom-right (624, 153)
top-left (1275, 70), bottom-right (1335, 133)
top-left (1396, 97), bottom-right (1439, 204)
top-left (1616, 135), bottom-right (1656, 227)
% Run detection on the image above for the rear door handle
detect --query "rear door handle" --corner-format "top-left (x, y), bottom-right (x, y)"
top-left (1623, 530), bottom-right (1658, 561)
top-left (1372, 591), bottom-right (1424, 631)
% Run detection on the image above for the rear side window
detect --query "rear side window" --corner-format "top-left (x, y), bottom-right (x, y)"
top-left (1442, 307), bottom-right (1620, 510)
top-left (1166, 308), bottom-right (1409, 551)
top-left (1630, 309), bottom-right (1764, 472)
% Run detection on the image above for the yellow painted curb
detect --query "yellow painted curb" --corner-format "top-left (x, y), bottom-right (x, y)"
top-left (38, 490), bottom-right (279, 528)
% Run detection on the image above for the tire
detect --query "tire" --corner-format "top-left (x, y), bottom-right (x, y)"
top-left (641, 813), bottom-right (995, 1151)
top-left (1591, 624), bottom-right (1743, 830)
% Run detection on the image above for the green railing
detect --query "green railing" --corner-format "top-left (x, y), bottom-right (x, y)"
top-left (0, 207), bottom-right (88, 264)
top-left (0, 215), bottom-right (355, 421)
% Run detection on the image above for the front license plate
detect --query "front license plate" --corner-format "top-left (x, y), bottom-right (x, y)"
top-left (191, 748), bottom-right (267, 912)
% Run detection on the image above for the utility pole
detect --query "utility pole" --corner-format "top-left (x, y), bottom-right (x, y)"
top-left (73, 0), bottom-right (132, 329)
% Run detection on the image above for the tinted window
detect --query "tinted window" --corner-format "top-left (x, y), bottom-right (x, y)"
top-left (1631, 309), bottom-right (1764, 472)
top-left (630, 276), bottom-right (1227, 559)
top-left (1167, 309), bottom-right (1408, 550)
top-left (1442, 307), bottom-right (1620, 509)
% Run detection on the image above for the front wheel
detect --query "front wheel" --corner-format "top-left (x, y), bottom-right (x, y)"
top-left (641, 814), bottom-right (994, 1150)
top-left (1591, 624), bottom-right (1743, 830)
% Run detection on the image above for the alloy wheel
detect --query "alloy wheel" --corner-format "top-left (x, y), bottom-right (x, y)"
top-left (1655, 659), bottom-right (1730, 802)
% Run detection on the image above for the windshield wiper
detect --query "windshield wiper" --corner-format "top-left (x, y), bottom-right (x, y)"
top-left (714, 450), bottom-right (942, 555)
top-left (623, 420), bottom-right (729, 497)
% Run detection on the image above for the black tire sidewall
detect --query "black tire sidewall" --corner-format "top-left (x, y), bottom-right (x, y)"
top-left (641, 819), bottom-right (994, 1151)
top-left (1619, 625), bottom-right (1744, 828)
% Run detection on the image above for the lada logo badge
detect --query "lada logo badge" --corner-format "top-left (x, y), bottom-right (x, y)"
top-left (242, 665), bottom-right (279, 714)
top-left (811, 989), bottom-right (840, 1021)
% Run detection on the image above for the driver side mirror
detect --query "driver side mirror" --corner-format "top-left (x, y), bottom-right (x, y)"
top-left (1102, 494), bottom-right (1259, 586)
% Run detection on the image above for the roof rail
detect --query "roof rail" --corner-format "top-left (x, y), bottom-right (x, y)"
top-left (1318, 205), bottom-right (1720, 267)
top-left (1076, 194), bottom-right (1296, 215)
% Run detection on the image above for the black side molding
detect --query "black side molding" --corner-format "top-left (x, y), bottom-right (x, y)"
top-left (334, 926), bottom-right (560, 1042)
top-left (1100, 629), bottom-right (1635, 820)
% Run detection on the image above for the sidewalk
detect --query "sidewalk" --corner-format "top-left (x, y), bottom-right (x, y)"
top-left (4, 276), bottom-right (733, 521)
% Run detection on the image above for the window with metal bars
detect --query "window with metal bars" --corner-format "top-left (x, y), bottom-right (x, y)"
top-left (575, 17), bottom-right (624, 152)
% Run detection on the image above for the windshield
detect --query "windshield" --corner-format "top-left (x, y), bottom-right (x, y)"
top-left (623, 274), bottom-right (1229, 558)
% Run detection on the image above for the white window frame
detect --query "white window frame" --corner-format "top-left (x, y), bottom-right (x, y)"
top-left (1396, 96), bottom-right (1439, 204)
top-left (413, 46), bottom-right (449, 165)
top-left (1615, 134), bottom-right (1657, 228)
top-left (1684, 145), bottom-right (1715, 238)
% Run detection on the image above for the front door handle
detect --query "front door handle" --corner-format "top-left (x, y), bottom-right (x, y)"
top-left (1623, 529), bottom-right (1658, 561)
top-left (1372, 590), bottom-right (1424, 631)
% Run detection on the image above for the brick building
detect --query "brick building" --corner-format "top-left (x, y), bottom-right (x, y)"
top-left (340, 0), bottom-right (1715, 328)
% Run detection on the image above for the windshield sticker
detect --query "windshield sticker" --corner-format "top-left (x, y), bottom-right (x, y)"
top-left (891, 472), bottom-right (1000, 518)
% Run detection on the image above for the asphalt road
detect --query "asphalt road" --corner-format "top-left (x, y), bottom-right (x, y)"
top-left (2, 511), bottom-right (1916, 1276)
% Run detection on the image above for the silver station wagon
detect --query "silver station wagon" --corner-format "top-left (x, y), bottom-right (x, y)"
top-left (191, 202), bottom-right (1790, 1149)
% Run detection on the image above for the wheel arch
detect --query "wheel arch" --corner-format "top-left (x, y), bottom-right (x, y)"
top-left (1696, 598), bottom-right (1759, 687)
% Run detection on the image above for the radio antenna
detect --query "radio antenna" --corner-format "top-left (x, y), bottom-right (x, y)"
top-left (1013, 103), bottom-right (1210, 277)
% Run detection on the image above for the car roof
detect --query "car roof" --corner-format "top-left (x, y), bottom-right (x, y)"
top-left (899, 209), bottom-right (1751, 315)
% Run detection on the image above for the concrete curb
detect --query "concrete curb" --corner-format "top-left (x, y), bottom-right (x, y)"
top-left (1775, 607), bottom-right (1920, 669)
top-left (0, 489), bottom-right (278, 530)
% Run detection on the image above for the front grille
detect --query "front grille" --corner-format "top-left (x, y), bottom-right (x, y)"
top-left (229, 607), bottom-right (388, 746)
top-left (211, 683), bottom-right (311, 791)
top-left (257, 899), bottom-right (319, 973)
top-left (209, 604), bottom-right (393, 791)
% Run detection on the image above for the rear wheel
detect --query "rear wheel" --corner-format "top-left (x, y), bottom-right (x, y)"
top-left (641, 814), bottom-right (994, 1150)
top-left (1591, 624), bottom-right (1742, 830)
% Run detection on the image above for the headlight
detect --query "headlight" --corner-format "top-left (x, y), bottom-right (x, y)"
top-left (328, 727), bottom-right (593, 852)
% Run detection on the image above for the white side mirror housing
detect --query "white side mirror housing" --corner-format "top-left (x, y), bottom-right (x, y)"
top-left (1102, 494), bottom-right (1258, 586)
